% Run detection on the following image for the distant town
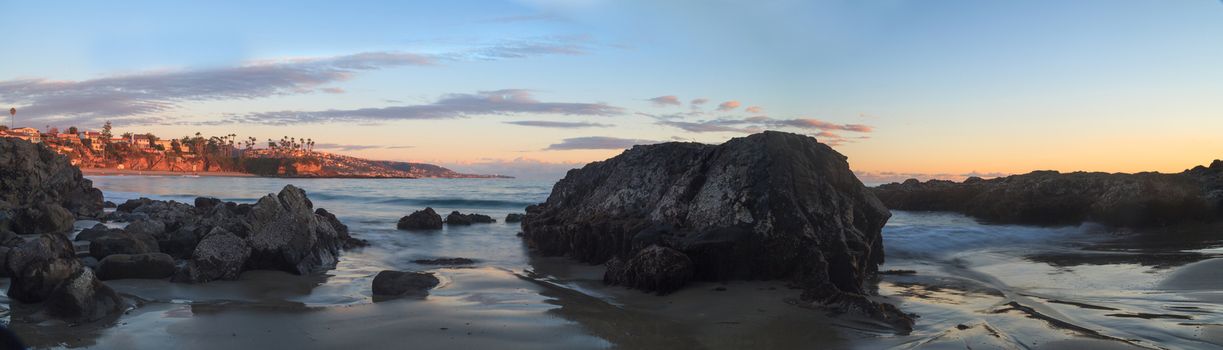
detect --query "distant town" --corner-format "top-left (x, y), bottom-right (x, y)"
top-left (0, 122), bottom-right (506, 179)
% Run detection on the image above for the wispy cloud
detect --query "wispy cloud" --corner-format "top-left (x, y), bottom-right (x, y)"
top-left (647, 95), bottom-right (681, 107)
top-left (651, 115), bottom-right (873, 146)
top-left (544, 136), bottom-right (661, 150)
top-left (482, 14), bottom-right (563, 23)
top-left (690, 98), bottom-right (709, 106)
top-left (312, 143), bottom-right (414, 152)
top-left (716, 100), bottom-right (741, 111)
top-left (504, 120), bottom-right (612, 128)
top-left (744, 106), bottom-right (763, 114)
top-left (0, 38), bottom-right (596, 127)
top-left (219, 89), bottom-right (623, 125)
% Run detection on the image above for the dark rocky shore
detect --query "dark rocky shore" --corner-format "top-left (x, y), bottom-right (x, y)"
top-left (0, 138), bottom-right (364, 323)
top-left (873, 160), bottom-right (1223, 227)
top-left (522, 131), bottom-right (913, 330)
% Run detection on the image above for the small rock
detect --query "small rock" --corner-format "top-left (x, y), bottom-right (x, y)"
top-left (96, 253), bottom-right (176, 280)
top-left (504, 213), bottom-right (524, 223)
top-left (603, 245), bottom-right (694, 295)
top-left (372, 270), bottom-right (440, 297)
top-left (445, 211), bottom-right (495, 226)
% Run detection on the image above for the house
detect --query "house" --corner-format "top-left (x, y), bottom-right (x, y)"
top-left (11, 127), bottom-right (39, 136)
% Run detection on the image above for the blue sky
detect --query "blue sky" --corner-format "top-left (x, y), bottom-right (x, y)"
top-left (1, 0), bottom-right (1221, 180)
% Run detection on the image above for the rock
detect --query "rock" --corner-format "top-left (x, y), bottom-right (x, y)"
top-left (96, 253), bottom-right (176, 280)
top-left (872, 162), bottom-right (1223, 227)
top-left (505, 213), bottom-right (524, 223)
top-left (6, 234), bottom-right (81, 303)
top-left (124, 219), bottom-right (166, 237)
top-left (157, 225), bottom-right (201, 259)
top-left (103, 201), bottom-right (117, 208)
top-left (445, 211), bottom-right (495, 225)
top-left (372, 270), bottom-right (440, 297)
top-left (11, 202), bottom-right (75, 235)
top-left (521, 131), bottom-right (911, 330)
top-left (173, 228), bottom-right (250, 283)
top-left (80, 256), bottom-right (99, 270)
top-left (397, 207), bottom-right (443, 230)
top-left (88, 230), bottom-right (159, 260)
top-left (194, 197), bottom-right (222, 211)
top-left (0, 138), bottom-right (104, 220)
top-left (603, 245), bottom-right (693, 294)
top-left (44, 267), bottom-right (123, 323)
top-left (0, 246), bottom-right (10, 277)
top-left (244, 185), bottom-right (342, 275)
top-left (116, 198), bottom-right (153, 213)
top-left (412, 257), bottom-right (476, 266)
top-left (317, 208), bottom-right (367, 248)
top-left (74, 224), bottom-right (114, 242)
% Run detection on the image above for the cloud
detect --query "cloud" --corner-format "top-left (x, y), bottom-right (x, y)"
top-left (216, 89), bottom-right (623, 125)
top-left (443, 157), bottom-right (585, 180)
top-left (647, 95), bottom-right (682, 107)
top-left (320, 87), bottom-right (346, 94)
top-left (771, 118), bottom-right (873, 132)
top-left (716, 101), bottom-right (741, 111)
top-left (690, 98), bottom-right (709, 106)
top-left (652, 115), bottom-right (873, 146)
top-left (544, 136), bottom-right (661, 150)
top-left (482, 14), bottom-right (563, 23)
top-left (744, 106), bottom-right (763, 114)
top-left (504, 120), bottom-right (612, 128)
top-left (311, 142), bottom-right (414, 152)
top-left (657, 120), bottom-right (758, 133)
top-left (0, 39), bottom-right (594, 127)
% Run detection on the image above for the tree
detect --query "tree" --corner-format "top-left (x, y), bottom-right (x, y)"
top-left (101, 121), bottom-right (113, 143)
top-left (49, 127), bottom-right (59, 134)
top-left (67, 126), bottom-right (78, 134)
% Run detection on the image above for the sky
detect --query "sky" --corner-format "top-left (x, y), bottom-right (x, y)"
top-left (1, 0), bottom-right (1221, 181)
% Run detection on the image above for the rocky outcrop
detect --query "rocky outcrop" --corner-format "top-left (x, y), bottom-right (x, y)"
top-left (445, 211), bottom-right (495, 225)
top-left (372, 270), bottom-right (440, 298)
top-left (873, 160), bottom-right (1223, 227)
top-left (0, 138), bottom-right (103, 223)
top-left (0, 138), bottom-right (104, 236)
top-left (317, 208), bottom-right (367, 248)
top-left (88, 230), bottom-right (160, 260)
top-left (44, 267), bottom-right (123, 323)
top-left (397, 208), bottom-right (443, 230)
top-left (522, 131), bottom-right (911, 329)
top-left (96, 253), bottom-right (176, 280)
top-left (108, 185), bottom-right (354, 283)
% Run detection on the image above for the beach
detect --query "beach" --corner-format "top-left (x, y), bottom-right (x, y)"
top-left (79, 168), bottom-right (255, 177)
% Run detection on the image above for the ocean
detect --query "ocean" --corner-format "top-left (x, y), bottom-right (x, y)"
top-left (12, 176), bottom-right (1220, 349)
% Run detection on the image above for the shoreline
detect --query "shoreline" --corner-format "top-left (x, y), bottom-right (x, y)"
top-left (81, 168), bottom-right (255, 177)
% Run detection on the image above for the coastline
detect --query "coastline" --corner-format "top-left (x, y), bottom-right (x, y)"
top-left (80, 168), bottom-right (256, 177)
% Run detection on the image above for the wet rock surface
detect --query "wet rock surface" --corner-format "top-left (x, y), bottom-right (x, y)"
top-left (397, 207), bottom-right (443, 230)
top-left (6, 234), bottom-right (123, 322)
top-left (522, 131), bottom-right (911, 329)
top-left (873, 160), bottom-right (1223, 227)
top-left (505, 213), bottom-right (524, 223)
top-left (372, 270), bottom-right (440, 297)
top-left (95, 253), bottom-right (176, 280)
top-left (0, 139), bottom-right (104, 235)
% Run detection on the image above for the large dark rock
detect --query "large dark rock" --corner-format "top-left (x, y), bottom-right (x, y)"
top-left (445, 211), bottom-right (495, 225)
top-left (397, 207), bottom-right (443, 230)
top-left (317, 208), bottom-right (366, 248)
top-left (0, 138), bottom-right (104, 223)
top-left (44, 267), bottom-right (123, 323)
top-left (603, 245), bottom-right (693, 294)
top-left (372, 270), bottom-right (440, 297)
top-left (6, 234), bottom-right (79, 302)
top-left (157, 225), bottom-right (202, 259)
top-left (96, 253), bottom-right (176, 280)
top-left (173, 228), bottom-right (250, 283)
top-left (244, 185), bottom-right (342, 275)
top-left (88, 230), bottom-right (159, 260)
top-left (75, 224), bottom-right (117, 242)
top-left (124, 219), bottom-right (167, 237)
top-left (522, 131), bottom-right (911, 329)
top-left (873, 160), bottom-right (1223, 227)
top-left (10, 202), bottom-right (75, 235)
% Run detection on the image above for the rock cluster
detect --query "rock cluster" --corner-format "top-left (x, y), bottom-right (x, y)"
top-left (873, 160), bottom-right (1223, 227)
top-left (521, 131), bottom-right (912, 329)
top-left (6, 234), bottom-right (123, 322)
top-left (0, 138), bottom-right (104, 236)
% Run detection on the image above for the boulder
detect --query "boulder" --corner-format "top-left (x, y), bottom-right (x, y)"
top-left (445, 211), bottom-right (495, 225)
top-left (74, 224), bottom-right (115, 242)
top-left (103, 201), bottom-right (117, 208)
top-left (173, 229), bottom-right (250, 283)
top-left (0, 138), bottom-right (104, 220)
top-left (11, 202), bottom-right (75, 235)
top-left (96, 253), bottom-right (176, 280)
top-left (194, 197), bottom-right (222, 211)
top-left (372, 270), bottom-right (440, 297)
top-left (317, 208), bottom-right (367, 248)
top-left (244, 185), bottom-right (342, 275)
top-left (6, 234), bottom-right (80, 303)
top-left (603, 245), bottom-right (693, 295)
top-left (397, 207), bottom-right (443, 230)
top-left (44, 267), bottom-right (123, 323)
top-left (88, 230), bottom-right (159, 260)
top-left (521, 131), bottom-right (912, 330)
top-left (505, 213), bottom-right (524, 223)
top-left (157, 225), bottom-right (201, 259)
top-left (124, 219), bottom-right (167, 237)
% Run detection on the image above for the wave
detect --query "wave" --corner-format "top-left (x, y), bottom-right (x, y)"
top-left (376, 198), bottom-right (536, 209)
top-left (883, 211), bottom-right (1096, 260)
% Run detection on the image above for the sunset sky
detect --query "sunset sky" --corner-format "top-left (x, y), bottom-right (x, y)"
top-left (1, 0), bottom-right (1220, 180)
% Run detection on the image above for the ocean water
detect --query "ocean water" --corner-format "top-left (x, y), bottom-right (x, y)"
top-left (9, 176), bottom-right (1222, 349)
